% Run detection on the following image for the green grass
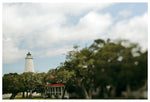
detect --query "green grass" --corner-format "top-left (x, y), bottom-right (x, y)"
top-left (3, 94), bottom-right (147, 100)
top-left (3, 94), bottom-right (55, 100)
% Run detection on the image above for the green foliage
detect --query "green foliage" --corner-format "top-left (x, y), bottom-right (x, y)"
top-left (3, 72), bottom-right (47, 99)
top-left (47, 38), bottom-right (147, 99)
top-left (34, 72), bottom-right (47, 93)
top-left (2, 38), bottom-right (147, 99)
top-left (3, 73), bottom-right (24, 99)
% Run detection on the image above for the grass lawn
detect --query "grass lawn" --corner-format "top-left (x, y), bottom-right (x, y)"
top-left (3, 94), bottom-right (146, 100)
top-left (3, 94), bottom-right (55, 100)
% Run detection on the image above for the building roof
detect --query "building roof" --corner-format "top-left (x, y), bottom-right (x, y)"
top-left (46, 83), bottom-right (64, 87)
top-left (46, 75), bottom-right (54, 80)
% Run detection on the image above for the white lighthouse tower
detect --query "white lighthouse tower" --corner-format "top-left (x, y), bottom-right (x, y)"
top-left (24, 52), bottom-right (35, 72)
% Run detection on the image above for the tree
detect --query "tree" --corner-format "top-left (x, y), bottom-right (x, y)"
top-left (34, 72), bottom-right (47, 97)
top-left (46, 67), bottom-right (76, 98)
top-left (92, 39), bottom-right (147, 98)
top-left (3, 73), bottom-right (24, 99)
top-left (62, 46), bottom-right (97, 99)
top-left (46, 38), bottom-right (147, 99)
top-left (21, 72), bottom-right (36, 98)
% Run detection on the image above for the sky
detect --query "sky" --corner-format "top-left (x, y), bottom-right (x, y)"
top-left (2, 3), bottom-right (148, 75)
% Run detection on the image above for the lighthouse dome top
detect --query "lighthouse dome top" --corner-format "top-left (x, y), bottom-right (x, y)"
top-left (27, 52), bottom-right (31, 56)
top-left (25, 52), bottom-right (33, 59)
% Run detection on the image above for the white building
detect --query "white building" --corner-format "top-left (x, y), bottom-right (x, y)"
top-left (46, 83), bottom-right (69, 99)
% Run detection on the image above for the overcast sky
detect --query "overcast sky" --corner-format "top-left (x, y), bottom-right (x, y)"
top-left (3, 3), bottom-right (148, 75)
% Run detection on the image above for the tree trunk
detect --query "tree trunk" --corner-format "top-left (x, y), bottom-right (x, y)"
top-left (44, 87), bottom-right (47, 98)
top-left (99, 86), bottom-right (104, 98)
top-left (22, 91), bottom-right (25, 98)
top-left (88, 87), bottom-right (92, 99)
top-left (26, 91), bottom-right (28, 98)
top-left (126, 84), bottom-right (131, 98)
top-left (77, 78), bottom-right (92, 99)
top-left (81, 85), bottom-right (91, 99)
top-left (62, 87), bottom-right (66, 99)
top-left (88, 84), bottom-right (92, 99)
top-left (10, 92), bottom-right (17, 99)
top-left (29, 90), bottom-right (33, 98)
top-left (110, 86), bottom-right (116, 98)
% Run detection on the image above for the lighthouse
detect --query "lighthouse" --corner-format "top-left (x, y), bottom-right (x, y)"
top-left (24, 52), bottom-right (35, 72)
